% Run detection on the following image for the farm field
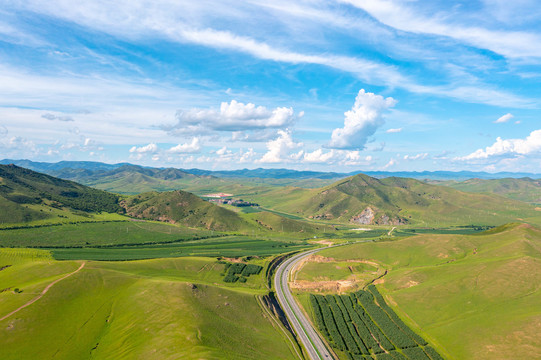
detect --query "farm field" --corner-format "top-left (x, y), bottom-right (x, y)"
top-left (48, 236), bottom-right (312, 261)
top-left (310, 286), bottom-right (443, 359)
top-left (0, 249), bottom-right (297, 360)
top-left (0, 220), bottom-right (213, 247)
top-left (297, 223), bottom-right (541, 359)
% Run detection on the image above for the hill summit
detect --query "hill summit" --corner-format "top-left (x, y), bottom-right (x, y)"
top-left (264, 173), bottom-right (540, 226)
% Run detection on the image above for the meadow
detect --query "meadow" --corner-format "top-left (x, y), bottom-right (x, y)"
top-left (0, 249), bottom-right (298, 359)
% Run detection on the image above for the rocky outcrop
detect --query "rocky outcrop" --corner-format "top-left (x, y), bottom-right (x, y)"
top-left (350, 206), bottom-right (407, 225)
top-left (350, 207), bottom-right (375, 224)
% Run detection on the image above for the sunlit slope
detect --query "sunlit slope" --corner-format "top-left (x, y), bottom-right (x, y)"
top-left (255, 173), bottom-right (541, 226)
top-left (316, 223), bottom-right (541, 359)
top-left (244, 210), bottom-right (335, 234)
top-left (444, 177), bottom-right (541, 205)
top-left (0, 251), bottom-right (295, 360)
top-left (0, 164), bottom-right (122, 224)
top-left (121, 190), bottom-right (253, 231)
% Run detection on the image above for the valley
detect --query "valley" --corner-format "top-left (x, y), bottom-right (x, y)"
top-left (0, 161), bottom-right (540, 359)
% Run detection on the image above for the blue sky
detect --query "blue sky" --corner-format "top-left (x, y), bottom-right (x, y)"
top-left (1, 0), bottom-right (540, 172)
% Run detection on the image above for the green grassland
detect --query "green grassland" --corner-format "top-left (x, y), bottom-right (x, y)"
top-left (300, 223), bottom-right (541, 359)
top-left (0, 249), bottom-right (297, 360)
top-left (0, 220), bottom-right (213, 248)
top-left (297, 261), bottom-right (378, 282)
top-left (440, 177), bottom-right (541, 205)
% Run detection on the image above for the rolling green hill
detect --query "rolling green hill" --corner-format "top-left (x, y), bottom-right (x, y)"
top-left (301, 223), bottom-right (541, 359)
top-left (55, 164), bottom-right (337, 195)
top-left (0, 250), bottom-right (297, 359)
top-left (440, 177), bottom-right (541, 205)
top-left (252, 173), bottom-right (541, 226)
top-left (0, 164), bottom-right (122, 224)
top-left (121, 190), bottom-right (254, 232)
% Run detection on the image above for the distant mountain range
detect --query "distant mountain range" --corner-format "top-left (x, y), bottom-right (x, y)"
top-left (1, 159), bottom-right (540, 181)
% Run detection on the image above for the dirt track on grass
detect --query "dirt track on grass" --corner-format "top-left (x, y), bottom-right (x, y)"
top-left (0, 262), bottom-right (85, 322)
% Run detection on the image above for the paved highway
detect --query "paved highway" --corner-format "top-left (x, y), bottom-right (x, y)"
top-left (273, 248), bottom-right (335, 360)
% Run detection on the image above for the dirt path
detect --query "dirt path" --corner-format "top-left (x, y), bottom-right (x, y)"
top-left (0, 262), bottom-right (86, 322)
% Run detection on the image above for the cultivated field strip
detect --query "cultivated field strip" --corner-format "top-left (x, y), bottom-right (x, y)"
top-left (310, 285), bottom-right (444, 360)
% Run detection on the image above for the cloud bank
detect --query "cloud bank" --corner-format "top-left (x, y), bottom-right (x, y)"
top-left (458, 129), bottom-right (541, 160)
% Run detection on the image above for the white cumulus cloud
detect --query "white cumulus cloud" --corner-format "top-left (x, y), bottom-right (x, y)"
top-left (168, 138), bottom-right (201, 153)
top-left (458, 129), bottom-right (541, 160)
top-left (303, 149), bottom-right (335, 163)
top-left (386, 128), bottom-right (402, 133)
top-left (129, 143), bottom-right (158, 153)
top-left (328, 89), bottom-right (396, 150)
top-left (258, 130), bottom-right (303, 163)
top-left (168, 100), bottom-right (300, 134)
top-left (404, 153), bottom-right (428, 161)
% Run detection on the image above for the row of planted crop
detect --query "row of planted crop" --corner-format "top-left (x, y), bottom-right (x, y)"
top-left (310, 286), bottom-right (444, 360)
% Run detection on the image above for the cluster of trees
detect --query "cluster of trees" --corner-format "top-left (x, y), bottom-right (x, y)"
top-left (222, 262), bottom-right (263, 283)
top-left (310, 287), bottom-right (443, 360)
top-left (0, 164), bottom-right (123, 214)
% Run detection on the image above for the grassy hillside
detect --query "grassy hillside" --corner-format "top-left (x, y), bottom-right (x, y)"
top-left (0, 250), bottom-right (296, 359)
top-left (253, 173), bottom-right (541, 226)
top-left (244, 211), bottom-right (336, 234)
top-left (304, 223), bottom-right (541, 359)
top-left (121, 190), bottom-right (254, 232)
top-left (441, 177), bottom-right (541, 205)
top-left (0, 164), bottom-right (122, 224)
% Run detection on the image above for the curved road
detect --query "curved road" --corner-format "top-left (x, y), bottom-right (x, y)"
top-left (274, 248), bottom-right (335, 360)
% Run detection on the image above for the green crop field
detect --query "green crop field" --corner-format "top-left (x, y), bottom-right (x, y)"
top-left (300, 223), bottom-right (541, 359)
top-left (0, 220), bottom-right (214, 248)
top-left (310, 286), bottom-right (443, 360)
top-left (0, 250), bottom-right (297, 359)
top-left (48, 236), bottom-right (312, 261)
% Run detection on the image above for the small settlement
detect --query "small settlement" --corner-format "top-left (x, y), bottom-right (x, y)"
top-left (202, 193), bottom-right (259, 207)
